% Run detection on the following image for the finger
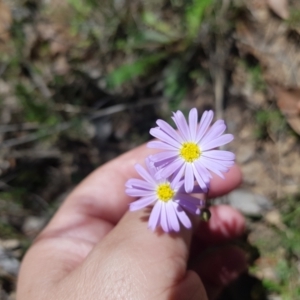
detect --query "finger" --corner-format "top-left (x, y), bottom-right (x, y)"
top-left (189, 205), bottom-right (245, 259)
top-left (65, 209), bottom-right (202, 299)
top-left (192, 246), bottom-right (247, 300)
top-left (195, 205), bottom-right (245, 244)
top-left (171, 271), bottom-right (208, 300)
top-left (208, 164), bottom-right (242, 198)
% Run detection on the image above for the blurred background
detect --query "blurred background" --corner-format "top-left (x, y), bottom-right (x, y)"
top-left (0, 0), bottom-right (299, 299)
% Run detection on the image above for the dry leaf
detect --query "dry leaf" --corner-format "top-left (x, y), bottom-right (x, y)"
top-left (0, 0), bottom-right (12, 42)
top-left (24, 24), bottom-right (38, 58)
top-left (53, 55), bottom-right (69, 75)
top-left (267, 0), bottom-right (289, 20)
top-left (274, 87), bottom-right (300, 115)
top-left (44, 0), bottom-right (73, 27)
top-left (273, 86), bottom-right (300, 134)
top-left (244, 0), bottom-right (269, 22)
top-left (286, 117), bottom-right (300, 135)
top-left (265, 210), bottom-right (286, 230)
top-left (36, 22), bottom-right (73, 56)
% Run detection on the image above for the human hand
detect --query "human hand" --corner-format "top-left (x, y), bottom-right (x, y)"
top-left (17, 144), bottom-right (246, 300)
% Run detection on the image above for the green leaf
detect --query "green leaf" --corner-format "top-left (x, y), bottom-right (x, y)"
top-left (185, 0), bottom-right (213, 38)
top-left (143, 12), bottom-right (178, 38)
top-left (67, 0), bottom-right (95, 15)
top-left (15, 84), bottom-right (59, 125)
top-left (262, 279), bottom-right (282, 293)
top-left (116, 30), bottom-right (174, 52)
top-left (141, 29), bottom-right (174, 44)
top-left (163, 60), bottom-right (188, 110)
top-left (106, 53), bottom-right (166, 89)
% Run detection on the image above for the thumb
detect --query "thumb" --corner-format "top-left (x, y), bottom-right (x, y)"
top-left (66, 209), bottom-right (205, 300)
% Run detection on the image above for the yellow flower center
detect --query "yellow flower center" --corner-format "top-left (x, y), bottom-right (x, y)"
top-left (156, 183), bottom-right (175, 202)
top-left (180, 142), bottom-right (201, 162)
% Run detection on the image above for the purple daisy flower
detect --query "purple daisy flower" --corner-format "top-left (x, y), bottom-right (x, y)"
top-left (148, 109), bottom-right (235, 193)
top-left (125, 159), bottom-right (204, 232)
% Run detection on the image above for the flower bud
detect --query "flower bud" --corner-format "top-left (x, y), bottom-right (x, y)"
top-left (200, 208), bottom-right (211, 222)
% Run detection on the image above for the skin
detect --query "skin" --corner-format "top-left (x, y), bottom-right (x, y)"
top-left (17, 144), bottom-right (246, 300)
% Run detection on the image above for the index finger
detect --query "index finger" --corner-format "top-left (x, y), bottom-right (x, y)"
top-left (40, 144), bottom-right (242, 242)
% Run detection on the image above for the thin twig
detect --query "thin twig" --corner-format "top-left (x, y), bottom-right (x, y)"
top-left (214, 60), bottom-right (225, 121)
top-left (25, 63), bottom-right (52, 99)
top-left (0, 63), bottom-right (8, 77)
top-left (0, 122), bottom-right (71, 149)
top-left (88, 97), bottom-right (166, 121)
top-left (221, 0), bottom-right (230, 14)
top-left (0, 123), bottom-right (40, 133)
top-left (88, 103), bottom-right (128, 121)
top-left (53, 103), bottom-right (89, 114)
top-left (31, 193), bottom-right (49, 210)
top-left (9, 149), bottom-right (61, 159)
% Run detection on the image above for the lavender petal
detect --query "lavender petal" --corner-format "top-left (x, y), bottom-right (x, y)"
top-left (147, 141), bottom-right (176, 150)
top-left (200, 120), bottom-right (226, 145)
top-left (125, 178), bottom-right (154, 190)
top-left (206, 158), bottom-right (234, 169)
top-left (145, 157), bottom-right (157, 177)
top-left (150, 128), bottom-right (181, 148)
top-left (160, 203), bottom-right (169, 232)
top-left (190, 185), bottom-right (205, 193)
top-left (200, 157), bottom-right (226, 178)
top-left (172, 111), bottom-right (191, 141)
top-left (201, 134), bottom-right (234, 151)
top-left (129, 195), bottom-right (156, 211)
top-left (177, 198), bottom-right (200, 215)
top-left (156, 119), bottom-right (184, 143)
top-left (184, 163), bottom-right (194, 193)
top-left (153, 154), bottom-right (177, 165)
top-left (178, 193), bottom-right (205, 206)
top-left (148, 201), bottom-right (162, 231)
top-left (188, 108), bottom-right (198, 141)
top-left (135, 164), bottom-right (156, 184)
top-left (202, 150), bottom-right (235, 161)
top-left (192, 163), bottom-right (209, 192)
top-left (196, 110), bottom-right (214, 143)
top-left (126, 188), bottom-right (155, 197)
top-left (201, 156), bottom-right (229, 172)
top-left (174, 203), bottom-right (192, 229)
top-left (150, 151), bottom-right (178, 163)
top-left (167, 202), bottom-right (180, 232)
top-left (170, 164), bottom-right (185, 190)
top-left (160, 158), bottom-right (184, 179)
top-left (194, 160), bottom-right (212, 182)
